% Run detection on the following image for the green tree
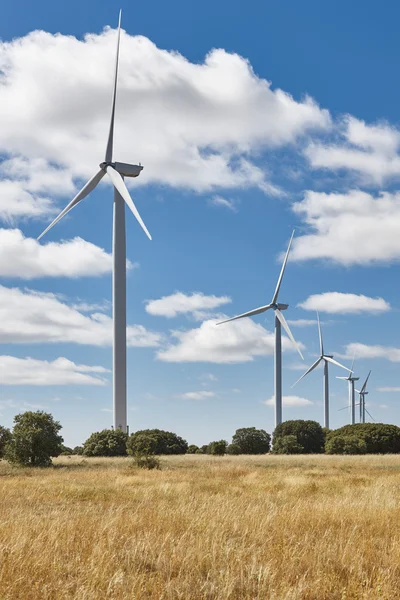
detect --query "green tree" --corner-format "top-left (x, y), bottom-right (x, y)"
top-left (83, 429), bottom-right (128, 457)
top-left (73, 446), bottom-right (84, 455)
top-left (208, 440), bottom-right (227, 455)
top-left (200, 444), bottom-right (209, 454)
top-left (127, 432), bottom-right (160, 469)
top-left (187, 444), bottom-right (199, 454)
top-left (272, 435), bottom-right (304, 454)
top-left (5, 411), bottom-right (63, 467)
top-left (231, 427), bottom-right (271, 454)
top-left (326, 423), bottom-right (400, 454)
top-left (273, 420), bottom-right (324, 454)
top-left (226, 443), bottom-right (241, 455)
top-left (325, 435), bottom-right (367, 455)
top-left (0, 425), bottom-right (12, 459)
top-left (127, 429), bottom-right (188, 455)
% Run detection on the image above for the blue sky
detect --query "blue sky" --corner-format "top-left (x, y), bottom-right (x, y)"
top-left (1, 0), bottom-right (400, 447)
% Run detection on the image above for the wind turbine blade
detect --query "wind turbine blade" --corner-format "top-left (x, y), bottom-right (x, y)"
top-left (37, 169), bottom-right (105, 240)
top-left (271, 230), bottom-right (295, 305)
top-left (105, 10), bottom-right (122, 163)
top-left (350, 354), bottom-right (355, 373)
top-left (365, 409), bottom-right (376, 422)
top-left (317, 311), bottom-right (324, 356)
top-left (217, 304), bottom-right (272, 326)
top-left (106, 166), bottom-right (152, 240)
top-left (360, 370), bottom-right (372, 393)
top-left (338, 405), bottom-right (350, 411)
top-left (336, 376), bottom-right (349, 381)
top-left (275, 308), bottom-right (304, 360)
top-left (292, 358), bottom-right (322, 388)
top-left (324, 357), bottom-right (352, 372)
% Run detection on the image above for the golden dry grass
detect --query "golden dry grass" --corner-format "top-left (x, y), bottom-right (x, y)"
top-left (1, 454), bottom-right (400, 599)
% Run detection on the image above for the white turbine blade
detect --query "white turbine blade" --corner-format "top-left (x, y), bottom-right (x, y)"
top-left (271, 230), bottom-right (295, 305)
top-left (105, 10), bottom-right (122, 163)
top-left (37, 169), bottom-right (105, 240)
top-left (336, 376), bottom-right (349, 381)
top-left (292, 358), bottom-right (322, 388)
top-left (217, 304), bottom-right (272, 326)
top-left (360, 370), bottom-right (371, 393)
top-left (106, 166), bottom-right (152, 240)
top-left (350, 354), bottom-right (355, 373)
top-left (324, 356), bottom-right (352, 372)
top-left (275, 308), bottom-right (304, 360)
top-left (316, 311), bottom-right (324, 356)
top-left (365, 408), bottom-right (376, 422)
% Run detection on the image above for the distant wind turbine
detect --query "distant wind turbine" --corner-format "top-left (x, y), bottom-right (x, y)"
top-left (337, 357), bottom-right (359, 425)
top-left (292, 312), bottom-right (351, 429)
top-left (37, 12), bottom-right (151, 433)
top-left (356, 371), bottom-right (372, 423)
top-left (217, 230), bottom-right (304, 427)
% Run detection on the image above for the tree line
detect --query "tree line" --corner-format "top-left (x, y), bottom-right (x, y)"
top-left (1, 411), bottom-right (400, 468)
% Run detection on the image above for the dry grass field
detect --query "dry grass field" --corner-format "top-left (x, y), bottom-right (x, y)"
top-left (1, 454), bottom-right (400, 599)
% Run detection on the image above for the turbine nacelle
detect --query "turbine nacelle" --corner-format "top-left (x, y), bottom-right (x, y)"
top-left (100, 161), bottom-right (143, 178)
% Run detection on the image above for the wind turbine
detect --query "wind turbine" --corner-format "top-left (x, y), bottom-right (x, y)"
top-left (37, 12), bottom-right (151, 433)
top-left (217, 230), bottom-right (304, 427)
top-left (337, 358), bottom-right (359, 425)
top-left (356, 371), bottom-right (372, 423)
top-left (292, 312), bottom-right (351, 429)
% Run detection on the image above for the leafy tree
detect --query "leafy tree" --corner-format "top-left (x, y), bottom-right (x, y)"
top-left (187, 444), bottom-right (199, 454)
top-left (200, 444), bottom-right (209, 454)
top-left (272, 435), bottom-right (304, 454)
top-left (208, 440), bottom-right (227, 456)
top-left (73, 446), bottom-right (84, 455)
top-left (231, 427), bottom-right (271, 454)
top-left (127, 432), bottom-right (160, 469)
top-left (127, 429), bottom-right (188, 455)
top-left (226, 443), bottom-right (241, 455)
top-left (83, 429), bottom-right (128, 457)
top-left (273, 420), bottom-right (324, 454)
top-left (0, 426), bottom-right (12, 459)
top-left (5, 411), bottom-right (63, 467)
top-left (59, 444), bottom-right (73, 455)
top-left (326, 423), bottom-right (400, 454)
top-left (325, 435), bottom-right (367, 455)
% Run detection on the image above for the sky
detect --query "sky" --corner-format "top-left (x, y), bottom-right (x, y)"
top-left (1, 0), bottom-right (400, 448)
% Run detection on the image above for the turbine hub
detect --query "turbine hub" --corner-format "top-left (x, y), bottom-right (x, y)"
top-left (100, 161), bottom-right (143, 178)
top-left (274, 303), bottom-right (288, 311)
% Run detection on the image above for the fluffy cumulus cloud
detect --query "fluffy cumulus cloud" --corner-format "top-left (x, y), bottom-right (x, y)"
top-left (157, 317), bottom-right (304, 363)
top-left (0, 228), bottom-right (118, 278)
top-left (0, 285), bottom-right (162, 347)
top-left (0, 25), bottom-right (329, 214)
top-left (298, 292), bottom-right (390, 314)
top-left (178, 391), bottom-right (215, 400)
top-left (305, 116), bottom-right (400, 185)
top-left (263, 395), bottom-right (313, 407)
top-left (291, 189), bottom-right (400, 265)
top-left (145, 292), bottom-right (231, 319)
top-left (0, 356), bottom-right (108, 385)
top-left (343, 343), bottom-right (400, 363)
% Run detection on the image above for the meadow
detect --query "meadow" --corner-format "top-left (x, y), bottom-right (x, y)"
top-left (0, 454), bottom-right (400, 599)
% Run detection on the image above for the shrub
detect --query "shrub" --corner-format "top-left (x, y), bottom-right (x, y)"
top-left (273, 420), bottom-right (324, 454)
top-left (226, 443), bottom-right (241, 455)
top-left (83, 429), bottom-right (128, 457)
top-left (272, 435), bottom-right (304, 454)
top-left (73, 446), bottom-right (84, 455)
top-left (208, 440), bottom-right (227, 456)
top-left (326, 435), bottom-right (367, 455)
top-left (0, 426), bottom-right (12, 459)
top-left (232, 427), bottom-right (271, 454)
top-left (5, 411), bottom-right (63, 467)
top-left (200, 444), bottom-right (209, 454)
top-left (127, 429), bottom-right (188, 455)
top-left (326, 424), bottom-right (400, 454)
top-left (187, 444), bottom-right (199, 454)
top-left (127, 432), bottom-right (160, 469)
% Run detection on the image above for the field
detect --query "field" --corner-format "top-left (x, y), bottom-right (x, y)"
top-left (1, 455), bottom-right (400, 599)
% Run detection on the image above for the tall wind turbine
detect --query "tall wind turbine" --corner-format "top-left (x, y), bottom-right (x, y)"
top-left (217, 230), bottom-right (304, 427)
top-left (337, 358), bottom-right (359, 425)
top-left (356, 371), bottom-right (371, 423)
top-left (292, 312), bottom-right (351, 429)
top-left (37, 12), bottom-right (151, 433)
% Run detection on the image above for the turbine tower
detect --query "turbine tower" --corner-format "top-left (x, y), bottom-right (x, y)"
top-left (217, 230), bottom-right (303, 427)
top-left (356, 371), bottom-right (371, 423)
top-left (337, 359), bottom-right (359, 425)
top-left (37, 12), bottom-right (151, 432)
top-left (292, 312), bottom-right (350, 429)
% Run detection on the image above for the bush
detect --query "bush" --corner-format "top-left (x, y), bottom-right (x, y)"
top-left (208, 440), bottom-right (227, 456)
top-left (187, 444), bottom-right (199, 454)
top-left (200, 444), bottom-right (209, 454)
top-left (273, 420), bottom-right (324, 454)
top-left (127, 432), bottom-right (161, 469)
top-left (0, 426), bottom-right (12, 459)
top-left (272, 435), bottom-right (304, 454)
top-left (326, 424), bottom-right (400, 454)
top-left (127, 429), bottom-right (188, 455)
top-left (5, 411), bottom-right (63, 467)
top-left (83, 429), bottom-right (128, 457)
top-left (73, 446), bottom-right (84, 455)
top-left (326, 435), bottom-right (367, 455)
top-left (59, 444), bottom-right (73, 455)
top-left (231, 427), bottom-right (271, 454)
top-left (226, 443), bottom-right (241, 455)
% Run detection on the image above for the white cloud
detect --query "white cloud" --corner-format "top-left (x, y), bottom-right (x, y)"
top-left (298, 292), bottom-right (390, 314)
top-left (157, 317), bottom-right (304, 363)
top-left (199, 373), bottom-right (218, 382)
top-left (208, 196), bottom-right (238, 212)
top-left (377, 387), bottom-right (400, 392)
top-left (0, 228), bottom-right (119, 278)
top-left (0, 356), bottom-right (108, 385)
top-left (286, 319), bottom-right (318, 327)
top-left (263, 395), bottom-right (313, 407)
top-left (343, 343), bottom-right (400, 363)
top-left (0, 27), bottom-right (329, 206)
top-left (292, 189), bottom-right (400, 265)
top-left (145, 292), bottom-right (231, 319)
top-left (179, 391), bottom-right (215, 400)
top-left (0, 285), bottom-right (162, 347)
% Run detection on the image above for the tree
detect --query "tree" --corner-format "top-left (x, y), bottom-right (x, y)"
top-left (208, 440), bottom-right (227, 456)
top-left (326, 423), bottom-right (400, 454)
top-left (187, 444), bottom-right (199, 454)
top-left (5, 411), bottom-right (63, 467)
top-left (59, 444), bottom-right (73, 455)
top-left (272, 435), bottom-right (304, 454)
top-left (273, 420), bottom-right (324, 454)
top-left (232, 427), bottom-right (271, 454)
top-left (73, 446), bottom-right (84, 455)
top-left (83, 429), bottom-right (128, 457)
top-left (127, 429), bottom-right (188, 455)
top-left (0, 426), bottom-right (12, 459)
top-left (325, 435), bottom-right (367, 455)
top-left (200, 444), bottom-right (209, 454)
top-left (226, 443), bottom-right (241, 455)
